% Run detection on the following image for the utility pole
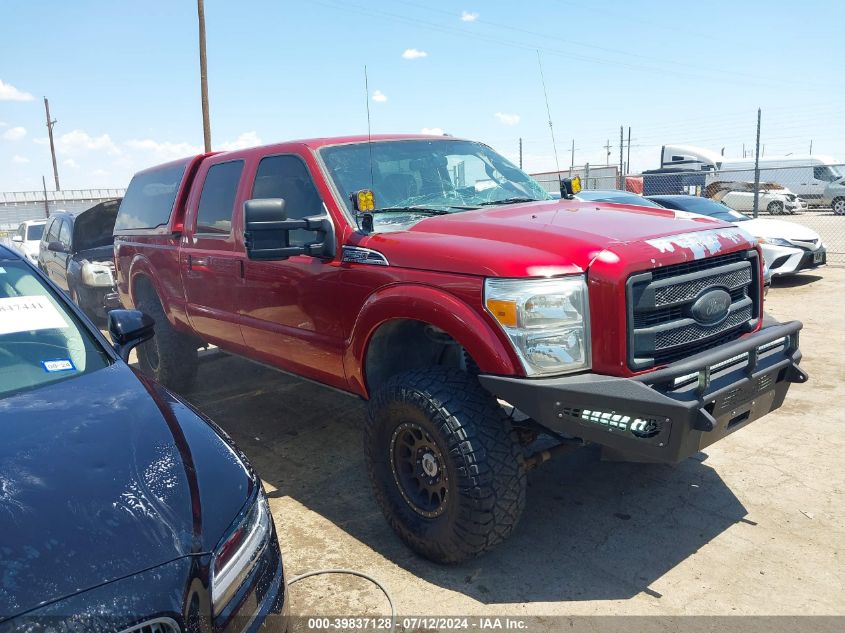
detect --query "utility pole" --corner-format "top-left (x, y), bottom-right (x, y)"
top-left (519, 137), bottom-right (523, 169)
top-left (742, 143), bottom-right (746, 158)
top-left (44, 97), bottom-right (60, 191)
top-left (753, 108), bottom-right (762, 218)
top-left (569, 138), bottom-right (575, 176)
top-left (197, 0), bottom-right (212, 152)
top-left (809, 140), bottom-right (813, 155)
top-left (626, 126), bottom-right (631, 175)
top-left (618, 126), bottom-right (624, 189)
top-left (42, 176), bottom-right (50, 217)
top-left (604, 139), bottom-right (611, 166)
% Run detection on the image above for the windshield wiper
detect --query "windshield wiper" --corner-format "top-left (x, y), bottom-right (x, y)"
top-left (478, 197), bottom-right (541, 206)
top-left (368, 204), bottom-right (479, 215)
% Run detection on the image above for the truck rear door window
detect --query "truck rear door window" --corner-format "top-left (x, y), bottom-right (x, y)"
top-left (115, 162), bottom-right (187, 231)
top-left (195, 160), bottom-right (244, 235)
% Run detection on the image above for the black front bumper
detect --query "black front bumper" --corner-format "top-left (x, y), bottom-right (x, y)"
top-left (798, 247), bottom-right (826, 270)
top-left (479, 320), bottom-right (807, 463)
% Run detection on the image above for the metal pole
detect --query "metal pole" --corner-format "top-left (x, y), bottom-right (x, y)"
top-left (42, 175), bottom-right (50, 217)
top-left (619, 126), bottom-right (624, 189)
top-left (44, 97), bottom-right (60, 191)
top-left (585, 162), bottom-right (590, 190)
top-left (569, 139), bottom-right (575, 176)
top-left (626, 126), bottom-right (631, 174)
top-left (809, 140), bottom-right (813, 155)
top-left (605, 139), bottom-right (610, 166)
top-left (197, 0), bottom-right (212, 152)
top-left (753, 108), bottom-right (762, 218)
top-left (519, 137), bottom-right (523, 169)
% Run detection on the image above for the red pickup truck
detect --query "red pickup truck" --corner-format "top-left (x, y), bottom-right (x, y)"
top-left (114, 134), bottom-right (806, 563)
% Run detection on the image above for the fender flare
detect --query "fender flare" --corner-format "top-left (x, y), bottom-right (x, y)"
top-left (127, 254), bottom-right (181, 327)
top-left (344, 283), bottom-right (521, 397)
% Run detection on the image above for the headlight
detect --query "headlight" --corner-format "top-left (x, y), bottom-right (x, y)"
top-left (210, 489), bottom-right (272, 614)
top-left (81, 261), bottom-right (114, 287)
top-left (485, 276), bottom-right (590, 376)
top-left (758, 237), bottom-right (793, 248)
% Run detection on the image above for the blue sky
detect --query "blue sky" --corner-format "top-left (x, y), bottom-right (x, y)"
top-left (1, 0), bottom-right (842, 190)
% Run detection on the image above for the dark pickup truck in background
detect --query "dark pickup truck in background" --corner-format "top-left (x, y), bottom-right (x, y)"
top-left (38, 198), bottom-right (122, 323)
top-left (113, 134), bottom-right (807, 563)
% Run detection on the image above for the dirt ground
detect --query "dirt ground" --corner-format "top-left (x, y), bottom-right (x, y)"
top-left (170, 267), bottom-right (844, 629)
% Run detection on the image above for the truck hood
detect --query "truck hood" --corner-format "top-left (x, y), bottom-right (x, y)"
top-left (72, 198), bottom-right (121, 254)
top-left (355, 199), bottom-right (749, 277)
top-left (0, 364), bottom-right (253, 619)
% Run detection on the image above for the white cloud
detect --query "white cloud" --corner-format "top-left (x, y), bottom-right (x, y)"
top-left (494, 112), bottom-right (521, 126)
top-left (420, 127), bottom-right (445, 136)
top-left (124, 138), bottom-right (202, 161)
top-left (0, 121), bottom-right (8, 127)
top-left (2, 126), bottom-right (26, 141)
top-left (0, 79), bottom-right (34, 102)
top-left (92, 169), bottom-right (109, 177)
top-left (63, 158), bottom-right (80, 169)
top-left (53, 129), bottom-right (121, 155)
top-left (12, 155), bottom-right (29, 164)
top-left (217, 131), bottom-right (262, 151)
top-left (460, 11), bottom-right (479, 22)
top-left (402, 48), bottom-right (428, 60)
top-left (372, 90), bottom-right (388, 103)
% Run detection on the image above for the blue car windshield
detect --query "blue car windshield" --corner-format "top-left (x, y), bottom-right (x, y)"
top-left (662, 196), bottom-right (750, 222)
top-left (319, 139), bottom-right (550, 232)
top-left (0, 261), bottom-right (111, 398)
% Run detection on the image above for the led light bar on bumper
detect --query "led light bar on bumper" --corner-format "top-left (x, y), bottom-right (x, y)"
top-left (485, 276), bottom-right (590, 376)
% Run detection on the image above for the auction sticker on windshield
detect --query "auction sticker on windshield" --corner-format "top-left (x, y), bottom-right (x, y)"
top-left (0, 296), bottom-right (68, 335)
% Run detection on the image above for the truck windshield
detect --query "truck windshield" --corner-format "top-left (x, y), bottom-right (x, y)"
top-left (0, 261), bottom-right (111, 398)
top-left (319, 139), bottom-right (550, 231)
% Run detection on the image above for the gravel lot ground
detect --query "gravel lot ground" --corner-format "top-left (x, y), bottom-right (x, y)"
top-left (164, 267), bottom-right (844, 631)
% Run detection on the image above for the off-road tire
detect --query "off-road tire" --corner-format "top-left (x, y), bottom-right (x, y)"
top-left (833, 197), bottom-right (845, 216)
top-left (767, 201), bottom-right (784, 215)
top-left (365, 368), bottom-right (526, 563)
top-left (136, 293), bottom-right (198, 393)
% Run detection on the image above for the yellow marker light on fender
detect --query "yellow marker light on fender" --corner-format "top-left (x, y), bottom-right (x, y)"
top-left (354, 189), bottom-right (376, 212)
top-left (486, 299), bottom-right (518, 327)
top-left (569, 176), bottom-right (582, 194)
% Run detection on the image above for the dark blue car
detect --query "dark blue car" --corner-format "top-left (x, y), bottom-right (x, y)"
top-left (0, 244), bottom-right (287, 632)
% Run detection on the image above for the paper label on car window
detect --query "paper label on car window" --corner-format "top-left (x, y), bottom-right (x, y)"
top-left (42, 359), bottom-right (75, 373)
top-left (0, 296), bottom-right (68, 335)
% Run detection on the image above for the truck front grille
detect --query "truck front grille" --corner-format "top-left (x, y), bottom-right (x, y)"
top-left (626, 250), bottom-right (761, 369)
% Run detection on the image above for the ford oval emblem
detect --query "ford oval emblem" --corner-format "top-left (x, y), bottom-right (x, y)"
top-left (691, 288), bottom-right (732, 325)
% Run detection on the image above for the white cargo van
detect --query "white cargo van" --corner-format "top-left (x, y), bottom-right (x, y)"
top-left (714, 155), bottom-right (843, 204)
top-left (660, 145), bottom-right (844, 205)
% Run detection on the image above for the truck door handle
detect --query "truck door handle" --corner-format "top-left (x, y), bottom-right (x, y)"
top-left (188, 255), bottom-right (211, 271)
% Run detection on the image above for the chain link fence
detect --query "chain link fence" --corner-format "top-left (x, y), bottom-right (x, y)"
top-left (0, 189), bottom-right (125, 234)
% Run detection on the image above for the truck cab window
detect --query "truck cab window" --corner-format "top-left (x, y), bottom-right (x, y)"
top-left (195, 160), bottom-right (244, 235)
top-left (58, 219), bottom-right (72, 248)
top-left (251, 155), bottom-right (324, 246)
top-left (45, 218), bottom-right (59, 243)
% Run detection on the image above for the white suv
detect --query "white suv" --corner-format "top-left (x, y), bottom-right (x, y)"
top-left (8, 219), bottom-right (47, 264)
top-left (720, 187), bottom-right (808, 215)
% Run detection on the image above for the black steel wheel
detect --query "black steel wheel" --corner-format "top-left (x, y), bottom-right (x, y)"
top-left (390, 421), bottom-right (449, 519)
